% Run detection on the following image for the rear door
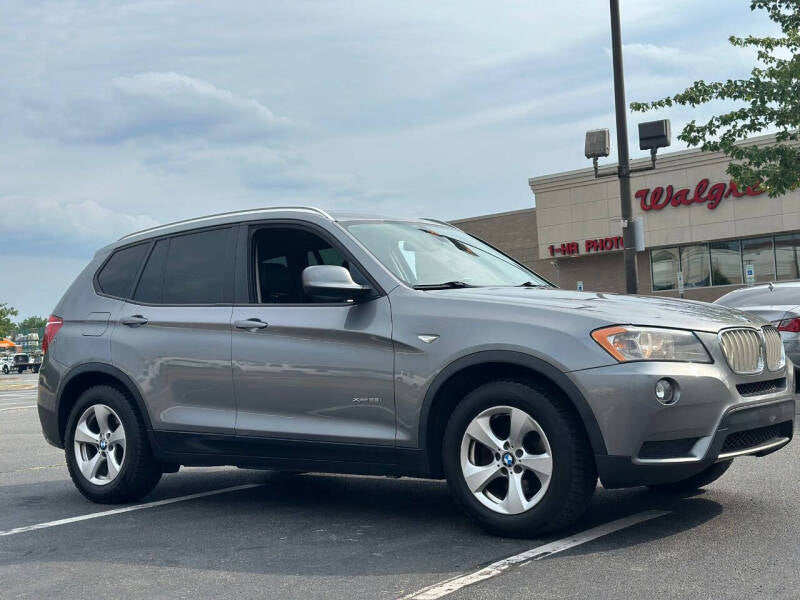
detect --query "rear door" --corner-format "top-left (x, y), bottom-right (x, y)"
top-left (111, 226), bottom-right (237, 435)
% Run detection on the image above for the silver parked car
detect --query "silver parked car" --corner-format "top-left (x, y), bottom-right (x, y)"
top-left (37, 207), bottom-right (795, 537)
top-left (716, 282), bottom-right (800, 386)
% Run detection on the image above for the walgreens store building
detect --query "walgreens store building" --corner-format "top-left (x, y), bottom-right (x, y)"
top-left (454, 134), bottom-right (800, 302)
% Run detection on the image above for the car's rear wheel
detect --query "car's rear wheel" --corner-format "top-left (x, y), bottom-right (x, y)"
top-left (647, 460), bottom-right (732, 494)
top-left (2, 365), bottom-right (7, 374)
top-left (65, 385), bottom-right (162, 503)
top-left (442, 380), bottom-right (597, 537)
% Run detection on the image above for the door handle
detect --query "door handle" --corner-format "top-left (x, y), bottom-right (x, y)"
top-left (234, 318), bottom-right (268, 331)
top-left (121, 315), bottom-right (149, 327)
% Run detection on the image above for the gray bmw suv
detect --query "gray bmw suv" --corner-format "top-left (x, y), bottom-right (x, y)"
top-left (37, 207), bottom-right (795, 537)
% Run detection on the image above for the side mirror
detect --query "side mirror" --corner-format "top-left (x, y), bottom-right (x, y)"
top-left (302, 265), bottom-right (372, 302)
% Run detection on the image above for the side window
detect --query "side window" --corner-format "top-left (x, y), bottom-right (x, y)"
top-left (252, 227), bottom-right (367, 304)
top-left (162, 228), bottom-right (232, 304)
top-left (97, 243), bottom-right (149, 298)
top-left (133, 239), bottom-right (168, 303)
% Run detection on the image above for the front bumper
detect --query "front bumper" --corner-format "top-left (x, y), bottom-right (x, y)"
top-left (595, 398), bottom-right (794, 488)
top-left (571, 333), bottom-right (796, 488)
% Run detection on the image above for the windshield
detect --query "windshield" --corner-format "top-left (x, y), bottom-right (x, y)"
top-left (343, 221), bottom-right (551, 288)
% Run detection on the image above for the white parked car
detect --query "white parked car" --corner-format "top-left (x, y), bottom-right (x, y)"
top-left (1, 355), bottom-right (13, 375)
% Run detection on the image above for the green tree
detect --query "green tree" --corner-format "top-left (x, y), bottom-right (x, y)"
top-left (0, 303), bottom-right (18, 339)
top-left (631, 0), bottom-right (800, 197)
top-left (16, 315), bottom-right (47, 333)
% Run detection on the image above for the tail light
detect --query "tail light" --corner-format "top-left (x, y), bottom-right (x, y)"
top-left (42, 315), bottom-right (63, 354)
top-left (774, 317), bottom-right (800, 333)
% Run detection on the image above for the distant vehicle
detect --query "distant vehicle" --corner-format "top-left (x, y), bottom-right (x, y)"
top-left (11, 353), bottom-right (41, 374)
top-left (715, 282), bottom-right (799, 387)
top-left (37, 207), bottom-right (795, 537)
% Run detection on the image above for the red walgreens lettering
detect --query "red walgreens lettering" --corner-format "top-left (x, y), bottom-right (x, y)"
top-left (638, 179), bottom-right (764, 211)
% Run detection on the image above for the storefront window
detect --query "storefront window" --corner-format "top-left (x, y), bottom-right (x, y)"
top-left (775, 234), bottom-right (800, 281)
top-left (741, 237), bottom-right (776, 283)
top-left (679, 244), bottom-right (711, 288)
top-left (651, 247), bottom-right (679, 291)
top-left (650, 234), bottom-right (798, 291)
top-left (710, 240), bottom-right (743, 286)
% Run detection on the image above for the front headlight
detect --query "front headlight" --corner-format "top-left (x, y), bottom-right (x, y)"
top-left (591, 326), bottom-right (711, 363)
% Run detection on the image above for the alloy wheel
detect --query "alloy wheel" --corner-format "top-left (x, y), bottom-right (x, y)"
top-left (459, 405), bottom-right (553, 515)
top-left (73, 404), bottom-right (127, 486)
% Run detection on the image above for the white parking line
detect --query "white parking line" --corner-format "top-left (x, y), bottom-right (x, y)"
top-left (401, 509), bottom-right (671, 599)
top-left (0, 483), bottom-right (263, 537)
top-left (0, 405), bottom-right (36, 412)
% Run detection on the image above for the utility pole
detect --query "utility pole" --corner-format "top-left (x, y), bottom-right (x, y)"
top-left (609, 0), bottom-right (638, 294)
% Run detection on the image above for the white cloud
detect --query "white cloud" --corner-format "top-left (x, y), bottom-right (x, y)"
top-left (29, 71), bottom-right (295, 145)
top-left (2, 196), bottom-right (158, 254)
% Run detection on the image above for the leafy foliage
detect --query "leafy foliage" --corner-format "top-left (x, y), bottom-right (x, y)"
top-left (0, 303), bottom-right (18, 339)
top-left (631, 1), bottom-right (800, 197)
top-left (16, 316), bottom-right (47, 333)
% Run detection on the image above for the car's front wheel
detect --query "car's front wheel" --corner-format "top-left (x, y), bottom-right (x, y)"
top-left (65, 385), bottom-right (162, 503)
top-left (442, 380), bottom-right (597, 537)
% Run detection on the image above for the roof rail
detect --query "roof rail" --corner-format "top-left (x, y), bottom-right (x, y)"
top-left (118, 206), bottom-right (335, 241)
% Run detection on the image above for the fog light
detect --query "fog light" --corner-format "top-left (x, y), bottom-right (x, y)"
top-left (655, 378), bottom-right (677, 406)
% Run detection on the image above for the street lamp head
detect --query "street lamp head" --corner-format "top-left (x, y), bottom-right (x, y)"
top-left (638, 119), bottom-right (671, 152)
top-left (584, 129), bottom-right (610, 159)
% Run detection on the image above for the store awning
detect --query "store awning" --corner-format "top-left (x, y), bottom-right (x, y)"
top-left (0, 338), bottom-right (19, 348)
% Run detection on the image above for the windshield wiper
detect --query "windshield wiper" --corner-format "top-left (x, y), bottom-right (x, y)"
top-left (413, 281), bottom-right (476, 290)
top-left (517, 281), bottom-right (550, 288)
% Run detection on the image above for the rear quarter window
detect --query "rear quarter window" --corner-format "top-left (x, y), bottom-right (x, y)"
top-left (96, 243), bottom-right (149, 298)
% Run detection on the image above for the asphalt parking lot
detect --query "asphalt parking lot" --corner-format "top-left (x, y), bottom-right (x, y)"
top-left (1, 372), bottom-right (798, 600)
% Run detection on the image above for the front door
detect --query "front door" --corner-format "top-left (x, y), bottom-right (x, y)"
top-left (231, 224), bottom-right (396, 445)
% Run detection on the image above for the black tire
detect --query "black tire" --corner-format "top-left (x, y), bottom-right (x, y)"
top-left (442, 380), bottom-right (597, 538)
top-left (2, 365), bottom-right (7, 374)
top-left (17, 367), bottom-right (24, 374)
top-left (647, 460), bottom-right (732, 494)
top-left (65, 385), bottom-right (162, 503)
top-left (32, 365), bottom-right (40, 373)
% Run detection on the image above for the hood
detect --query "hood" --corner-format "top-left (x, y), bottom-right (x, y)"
top-left (429, 287), bottom-right (767, 333)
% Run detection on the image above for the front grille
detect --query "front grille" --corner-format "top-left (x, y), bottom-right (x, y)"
top-left (736, 377), bottom-right (786, 397)
top-left (719, 328), bottom-right (763, 374)
top-left (720, 422), bottom-right (791, 454)
top-left (763, 325), bottom-right (785, 371)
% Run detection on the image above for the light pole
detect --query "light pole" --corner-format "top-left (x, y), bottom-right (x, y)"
top-left (585, 1), bottom-right (671, 296)
top-left (609, 0), bottom-right (637, 295)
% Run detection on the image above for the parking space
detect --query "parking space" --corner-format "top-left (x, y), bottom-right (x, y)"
top-left (1, 386), bottom-right (798, 600)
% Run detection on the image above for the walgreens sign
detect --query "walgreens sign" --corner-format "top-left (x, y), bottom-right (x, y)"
top-left (636, 178), bottom-right (764, 211)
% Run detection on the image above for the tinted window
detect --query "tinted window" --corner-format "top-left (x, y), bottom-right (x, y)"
top-left (162, 228), bottom-right (231, 304)
top-left (133, 239), bottom-right (168, 303)
top-left (775, 234), bottom-right (800, 281)
top-left (97, 243), bottom-right (149, 298)
top-left (650, 247), bottom-right (679, 291)
top-left (710, 241), bottom-right (743, 286)
top-left (742, 237), bottom-right (775, 283)
top-left (680, 244), bottom-right (710, 288)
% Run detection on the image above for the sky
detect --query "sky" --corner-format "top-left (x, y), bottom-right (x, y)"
top-left (0, 0), bottom-right (779, 319)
